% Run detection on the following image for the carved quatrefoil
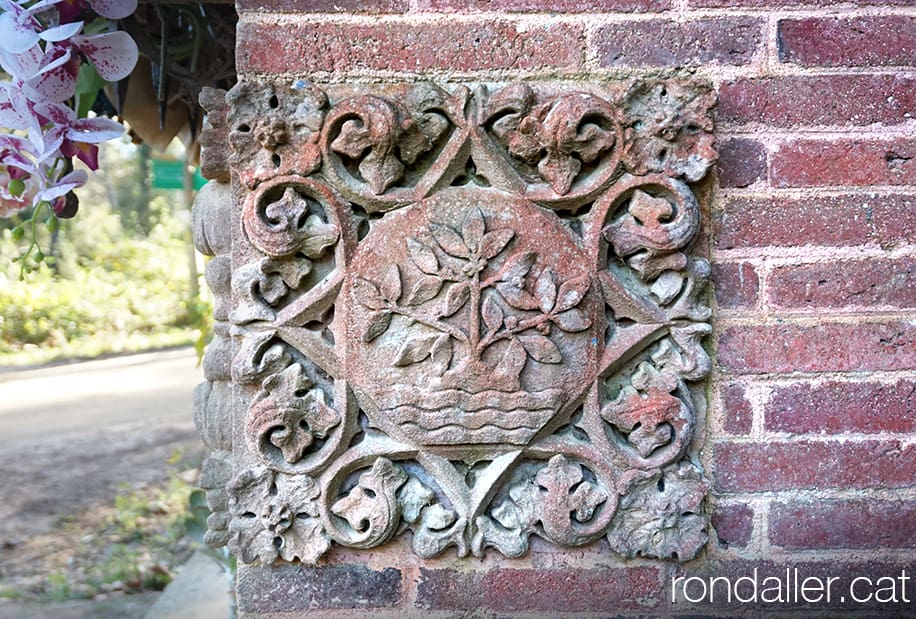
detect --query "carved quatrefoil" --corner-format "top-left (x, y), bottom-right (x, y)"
top-left (208, 80), bottom-right (716, 565)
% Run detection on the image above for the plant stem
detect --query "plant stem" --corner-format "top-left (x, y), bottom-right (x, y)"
top-left (389, 304), bottom-right (468, 344)
top-left (469, 270), bottom-right (481, 359)
top-left (477, 313), bottom-right (551, 353)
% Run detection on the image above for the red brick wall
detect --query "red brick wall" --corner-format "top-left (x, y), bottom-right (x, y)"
top-left (234, 1), bottom-right (916, 616)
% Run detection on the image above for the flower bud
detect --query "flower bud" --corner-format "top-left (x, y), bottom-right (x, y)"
top-left (46, 216), bottom-right (60, 233)
top-left (53, 192), bottom-right (80, 219)
top-left (8, 179), bottom-right (25, 197)
top-left (11, 226), bottom-right (24, 241)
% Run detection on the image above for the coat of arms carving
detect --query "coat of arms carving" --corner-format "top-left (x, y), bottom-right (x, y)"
top-left (192, 79), bottom-right (716, 565)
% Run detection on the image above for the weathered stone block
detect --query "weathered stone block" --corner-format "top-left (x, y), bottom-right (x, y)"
top-left (192, 77), bottom-right (716, 608)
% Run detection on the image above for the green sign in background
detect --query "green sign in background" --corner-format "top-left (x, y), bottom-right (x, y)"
top-left (151, 159), bottom-right (206, 190)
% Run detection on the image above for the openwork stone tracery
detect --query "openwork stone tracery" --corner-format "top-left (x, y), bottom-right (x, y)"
top-left (193, 79), bottom-right (716, 565)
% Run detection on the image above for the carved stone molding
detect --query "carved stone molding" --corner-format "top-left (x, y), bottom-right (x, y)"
top-left (193, 79), bottom-right (716, 566)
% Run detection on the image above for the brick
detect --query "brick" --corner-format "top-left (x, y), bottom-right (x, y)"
top-left (711, 503), bottom-right (754, 548)
top-left (671, 560), bottom-right (912, 613)
top-left (768, 258), bottom-right (916, 310)
top-left (419, 567), bottom-right (664, 612)
top-left (236, 564), bottom-right (402, 613)
top-left (237, 0), bottom-right (407, 11)
top-left (714, 440), bottom-right (916, 493)
top-left (718, 322), bottom-right (916, 374)
top-left (778, 16), bottom-right (916, 67)
top-left (719, 75), bottom-right (916, 128)
top-left (417, 569), bottom-right (480, 609)
top-left (237, 19), bottom-right (585, 74)
top-left (484, 567), bottom-right (663, 612)
top-left (772, 139), bottom-right (916, 188)
top-left (767, 380), bottom-right (916, 434)
top-left (694, 0), bottom-right (913, 5)
top-left (713, 262), bottom-right (759, 311)
top-left (595, 17), bottom-right (762, 68)
top-left (416, 0), bottom-right (674, 11)
top-left (720, 383), bottom-right (753, 434)
top-left (770, 500), bottom-right (916, 549)
top-left (713, 194), bottom-right (916, 250)
top-left (717, 138), bottom-right (766, 188)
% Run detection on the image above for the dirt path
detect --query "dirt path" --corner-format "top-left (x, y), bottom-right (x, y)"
top-left (0, 349), bottom-right (207, 616)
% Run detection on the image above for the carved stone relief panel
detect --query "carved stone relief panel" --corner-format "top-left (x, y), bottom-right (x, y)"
top-left (192, 79), bottom-right (716, 566)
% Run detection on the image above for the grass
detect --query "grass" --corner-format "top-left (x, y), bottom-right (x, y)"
top-left (0, 451), bottom-right (209, 603)
top-left (0, 328), bottom-right (199, 368)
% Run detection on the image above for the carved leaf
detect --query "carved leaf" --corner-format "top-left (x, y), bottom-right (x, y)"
top-left (539, 150), bottom-right (581, 196)
top-left (331, 459), bottom-right (408, 547)
top-left (430, 334), bottom-right (453, 375)
top-left (332, 118), bottom-right (373, 159)
top-left (499, 337), bottom-right (528, 378)
top-left (281, 517), bottom-right (330, 564)
top-left (462, 207), bottom-right (486, 252)
top-left (380, 264), bottom-right (402, 303)
top-left (498, 250), bottom-right (536, 281)
top-left (629, 190), bottom-right (673, 227)
top-left (430, 223), bottom-right (470, 258)
top-left (352, 277), bottom-right (385, 310)
top-left (518, 334), bottom-right (561, 364)
top-left (554, 275), bottom-right (591, 313)
top-left (534, 268), bottom-right (557, 313)
top-left (399, 478), bottom-right (435, 524)
top-left (258, 256), bottom-right (313, 305)
top-left (553, 308), bottom-right (592, 332)
top-left (363, 310), bottom-right (392, 342)
top-left (394, 333), bottom-right (442, 366)
top-left (479, 229), bottom-right (515, 260)
top-left (535, 455), bottom-right (608, 545)
top-left (441, 281), bottom-right (470, 316)
top-left (407, 275), bottom-right (444, 306)
top-left (570, 483), bottom-right (606, 522)
top-left (406, 238), bottom-right (439, 275)
top-left (301, 215), bottom-right (340, 259)
top-left (482, 296), bottom-right (504, 334)
top-left (496, 282), bottom-right (539, 311)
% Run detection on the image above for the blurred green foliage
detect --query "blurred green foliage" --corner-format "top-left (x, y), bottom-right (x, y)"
top-left (0, 139), bottom-right (211, 363)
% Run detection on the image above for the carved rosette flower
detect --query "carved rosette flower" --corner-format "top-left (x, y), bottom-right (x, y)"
top-left (227, 80), bottom-right (328, 188)
top-left (607, 463), bottom-right (708, 561)
top-left (619, 80), bottom-right (717, 182)
top-left (227, 467), bottom-right (330, 565)
top-left (246, 364), bottom-right (340, 468)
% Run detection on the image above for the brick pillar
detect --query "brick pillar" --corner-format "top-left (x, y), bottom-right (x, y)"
top-left (190, 2), bottom-right (916, 617)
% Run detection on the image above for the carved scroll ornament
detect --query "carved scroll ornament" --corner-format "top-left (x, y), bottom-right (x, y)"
top-left (196, 79), bottom-right (716, 566)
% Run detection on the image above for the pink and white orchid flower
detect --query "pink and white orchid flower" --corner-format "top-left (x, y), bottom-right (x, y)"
top-left (0, 0), bottom-right (137, 228)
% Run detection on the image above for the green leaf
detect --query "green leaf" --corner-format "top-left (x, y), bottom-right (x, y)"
top-left (75, 63), bottom-right (105, 118)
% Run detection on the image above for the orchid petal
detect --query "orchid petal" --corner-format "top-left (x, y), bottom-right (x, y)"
top-left (0, 11), bottom-right (39, 54)
top-left (24, 61), bottom-right (78, 102)
top-left (35, 168), bottom-right (87, 201)
top-left (23, 0), bottom-right (67, 17)
top-left (0, 41), bottom-right (42, 78)
top-left (33, 101), bottom-right (75, 125)
top-left (0, 87), bottom-right (32, 131)
top-left (39, 21), bottom-right (83, 42)
top-left (37, 129), bottom-right (65, 162)
top-left (72, 31), bottom-right (137, 82)
top-left (35, 44), bottom-right (72, 76)
top-left (67, 116), bottom-right (123, 143)
top-left (87, 0), bottom-right (135, 19)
